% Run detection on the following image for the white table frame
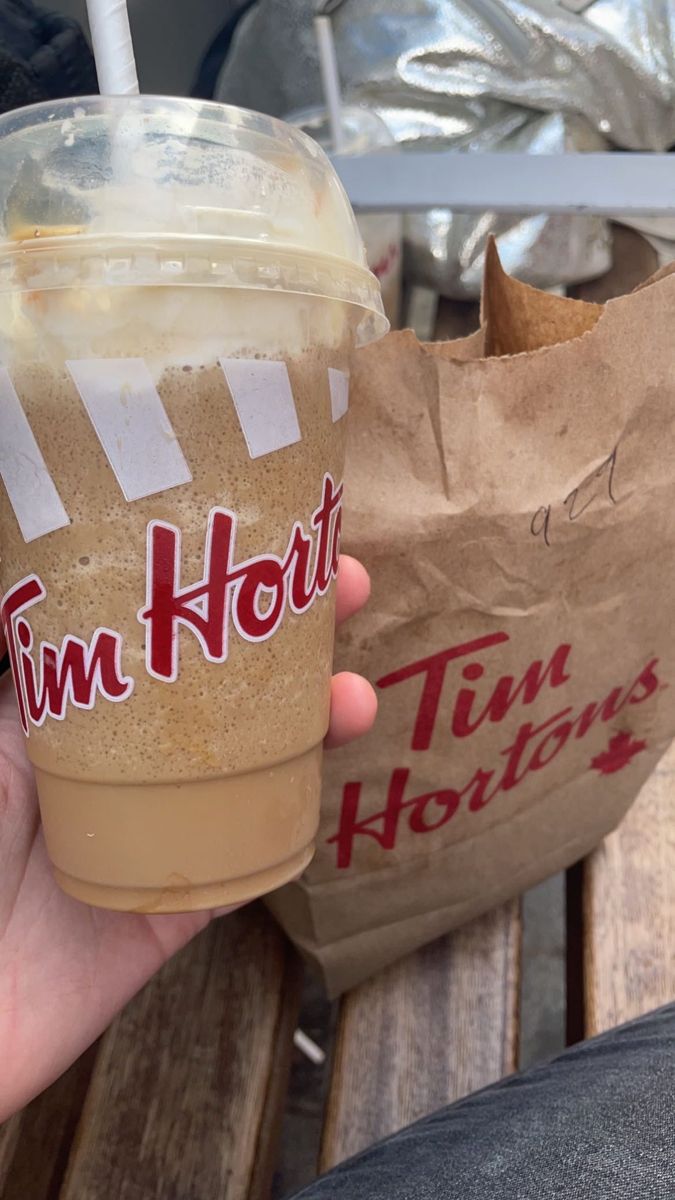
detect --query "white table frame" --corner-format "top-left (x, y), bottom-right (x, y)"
top-left (334, 152), bottom-right (675, 216)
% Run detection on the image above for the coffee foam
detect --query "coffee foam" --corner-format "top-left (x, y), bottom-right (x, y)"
top-left (0, 285), bottom-right (353, 376)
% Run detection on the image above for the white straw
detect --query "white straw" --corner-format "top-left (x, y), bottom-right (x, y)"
top-left (86, 0), bottom-right (139, 95)
top-left (314, 15), bottom-right (346, 154)
top-left (293, 1029), bottom-right (326, 1065)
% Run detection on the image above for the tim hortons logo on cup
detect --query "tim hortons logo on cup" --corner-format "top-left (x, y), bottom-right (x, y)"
top-left (327, 635), bottom-right (661, 868)
top-left (0, 357), bottom-right (348, 733)
top-left (1, 473), bottom-right (342, 736)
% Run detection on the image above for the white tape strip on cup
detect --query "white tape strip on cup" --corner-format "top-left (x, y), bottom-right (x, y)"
top-left (67, 358), bottom-right (192, 501)
top-left (0, 366), bottom-right (70, 543)
top-left (328, 368), bottom-right (349, 422)
top-left (219, 358), bottom-right (302, 459)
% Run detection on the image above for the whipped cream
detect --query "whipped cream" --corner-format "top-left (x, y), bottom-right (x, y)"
top-left (0, 283), bottom-right (352, 374)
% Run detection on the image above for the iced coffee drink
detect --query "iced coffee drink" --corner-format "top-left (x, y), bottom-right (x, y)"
top-left (0, 97), bottom-right (386, 911)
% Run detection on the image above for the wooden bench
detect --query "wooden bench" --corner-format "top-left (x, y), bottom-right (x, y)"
top-left (1, 231), bottom-right (673, 1198)
top-left (0, 737), bottom-right (672, 1200)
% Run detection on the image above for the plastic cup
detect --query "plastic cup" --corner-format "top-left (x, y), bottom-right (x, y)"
top-left (0, 96), bottom-right (387, 912)
top-left (286, 105), bottom-right (403, 328)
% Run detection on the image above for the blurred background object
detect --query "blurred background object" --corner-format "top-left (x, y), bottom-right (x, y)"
top-left (0, 0), bottom-right (96, 113)
top-left (38, 1), bottom-right (675, 297)
top-left (211, 0), bottom-right (675, 297)
top-left (46, 0), bottom-right (240, 95)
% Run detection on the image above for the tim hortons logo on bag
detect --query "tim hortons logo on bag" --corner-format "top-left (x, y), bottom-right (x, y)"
top-left (1, 474), bottom-right (342, 735)
top-left (327, 634), bottom-right (661, 869)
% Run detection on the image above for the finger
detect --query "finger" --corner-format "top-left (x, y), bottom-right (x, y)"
top-left (0, 565), bottom-right (369, 660)
top-left (326, 671), bottom-right (377, 748)
top-left (335, 555), bottom-right (370, 626)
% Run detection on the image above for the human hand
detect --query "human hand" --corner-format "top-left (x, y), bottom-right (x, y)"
top-left (0, 555), bottom-right (375, 1120)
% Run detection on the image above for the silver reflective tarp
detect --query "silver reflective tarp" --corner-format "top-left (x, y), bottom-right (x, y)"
top-left (216, 1), bottom-right (675, 295)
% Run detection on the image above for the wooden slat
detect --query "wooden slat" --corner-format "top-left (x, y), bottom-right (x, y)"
top-left (583, 742), bottom-right (675, 1035)
top-left (0, 1046), bottom-right (98, 1200)
top-left (320, 901), bottom-right (520, 1170)
top-left (58, 906), bottom-right (301, 1200)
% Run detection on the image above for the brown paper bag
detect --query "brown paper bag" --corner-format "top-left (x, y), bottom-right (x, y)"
top-left (267, 250), bottom-right (675, 995)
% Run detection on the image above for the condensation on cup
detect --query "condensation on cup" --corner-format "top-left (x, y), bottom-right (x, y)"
top-left (0, 96), bottom-right (387, 912)
top-left (286, 106), bottom-right (403, 328)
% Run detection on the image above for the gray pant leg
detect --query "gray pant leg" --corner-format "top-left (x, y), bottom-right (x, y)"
top-left (292, 1004), bottom-right (675, 1200)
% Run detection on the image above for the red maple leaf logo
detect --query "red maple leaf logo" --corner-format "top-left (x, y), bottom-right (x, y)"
top-left (590, 731), bottom-right (647, 775)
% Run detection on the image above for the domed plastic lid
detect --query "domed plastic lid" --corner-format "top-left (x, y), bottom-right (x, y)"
top-left (0, 96), bottom-right (388, 344)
